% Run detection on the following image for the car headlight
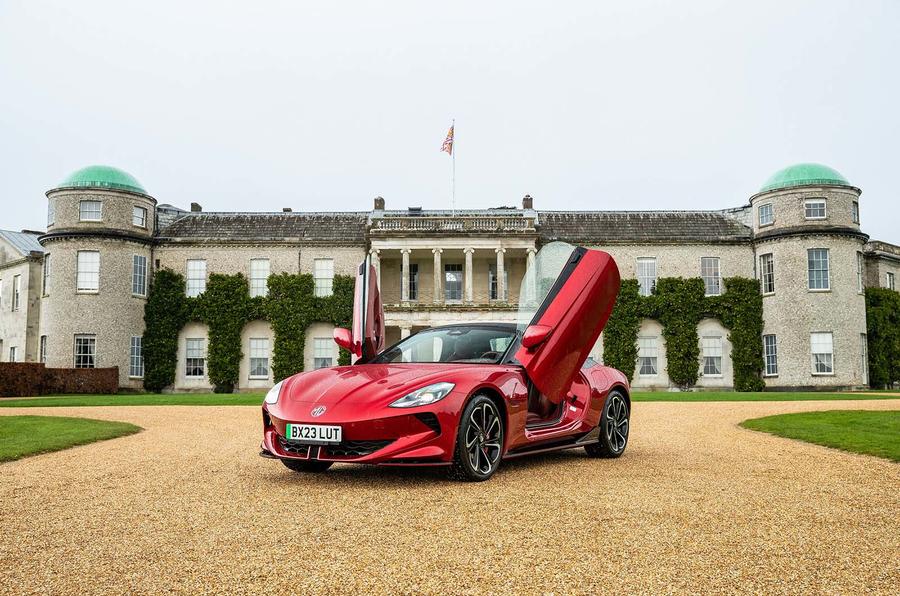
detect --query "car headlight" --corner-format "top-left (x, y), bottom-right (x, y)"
top-left (389, 382), bottom-right (455, 408)
top-left (264, 380), bottom-right (284, 405)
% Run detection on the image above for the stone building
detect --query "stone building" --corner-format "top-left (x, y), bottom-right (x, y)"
top-left (0, 162), bottom-right (897, 391)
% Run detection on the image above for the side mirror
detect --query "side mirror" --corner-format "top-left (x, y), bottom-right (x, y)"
top-left (521, 324), bottom-right (552, 350)
top-left (333, 328), bottom-right (354, 352)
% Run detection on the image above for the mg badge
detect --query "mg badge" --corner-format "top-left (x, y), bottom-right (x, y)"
top-left (310, 406), bottom-right (327, 418)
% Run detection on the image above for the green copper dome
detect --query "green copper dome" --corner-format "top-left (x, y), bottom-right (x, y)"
top-left (759, 163), bottom-right (850, 193)
top-left (57, 165), bottom-right (147, 195)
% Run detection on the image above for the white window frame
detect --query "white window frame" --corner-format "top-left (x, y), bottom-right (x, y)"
top-left (185, 338), bottom-right (206, 378)
top-left (700, 257), bottom-right (721, 296)
top-left (637, 336), bottom-right (658, 376)
top-left (759, 253), bottom-right (775, 295)
top-left (701, 336), bottom-right (723, 377)
top-left (79, 200), bottom-right (103, 222)
top-left (444, 263), bottom-right (463, 302)
top-left (313, 337), bottom-right (335, 369)
top-left (129, 336), bottom-right (144, 378)
top-left (132, 254), bottom-right (148, 297)
top-left (249, 338), bottom-right (270, 379)
top-left (807, 248), bottom-right (830, 291)
top-left (186, 259), bottom-right (207, 297)
top-left (249, 258), bottom-right (270, 298)
top-left (636, 257), bottom-right (657, 297)
top-left (886, 272), bottom-right (896, 291)
top-left (9, 346), bottom-right (17, 362)
top-left (763, 334), bottom-right (778, 377)
top-left (810, 332), bottom-right (834, 375)
top-left (488, 263), bottom-right (509, 301)
top-left (42, 254), bottom-right (50, 296)
top-left (74, 334), bottom-right (97, 369)
top-left (856, 252), bottom-right (864, 294)
top-left (40, 335), bottom-right (47, 364)
top-left (851, 201), bottom-right (860, 224)
top-left (860, 333), bottom-right (868, 386)
top-left (47, 201), bottom-right (55, 226)
top-left (12, 275), bottom-right (20, 312)
top-left (132, 206), bottom-right (147, 228)
top-left (313, 258), bottom-right (334, 297)
top-left (758, 203), bottom-right (774, 227)
top-left (76, 250), bottom-right (101, 293)
top-left (804, 199), bottom-right (827, 220)
top-left (407, 263), bottom-right (419, 301)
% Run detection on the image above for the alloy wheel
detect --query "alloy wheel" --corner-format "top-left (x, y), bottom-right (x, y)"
top-left (465, 401), bottom-right (502, 475)
top-left (605, 394), bottom-right (629, 453)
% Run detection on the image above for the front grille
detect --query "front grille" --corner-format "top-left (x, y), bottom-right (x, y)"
top-left (324, 440), bottom-right (393, 458)
top-left (278, 436), bottom-right (310, 457)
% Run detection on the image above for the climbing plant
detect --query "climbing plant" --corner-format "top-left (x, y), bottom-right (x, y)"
top-left (603, 276), bottom-right (764, 391)
top-left (142, 269), bottom-right (354, 393)
top-left (865, 287), bottom-right (900, 388)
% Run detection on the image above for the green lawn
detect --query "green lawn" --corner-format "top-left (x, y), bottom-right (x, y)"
top-left (0, 415), bottom-right (142, 462)
top-left (741, 410), bottom-right (900, 462)
top-left (631, 391), bottom-right (895, 402)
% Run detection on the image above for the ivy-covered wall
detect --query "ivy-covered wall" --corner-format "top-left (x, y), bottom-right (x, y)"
top-left (864, 287), bottom-right (900, 388)
top-left (603, 276), bottom-right (765, 391)
top-left (143, 269), bottom-right (353, 392)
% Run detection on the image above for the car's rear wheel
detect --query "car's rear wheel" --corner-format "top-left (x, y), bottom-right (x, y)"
top-left (281, 458), bottom-right (334, 473)
top-left (585, 390), bottom-right (629, 458)
top-left (448, 395), bottom-right (504, 482)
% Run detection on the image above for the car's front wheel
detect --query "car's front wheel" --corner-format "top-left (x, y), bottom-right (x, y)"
top-left (281, 458), bottom-right (334, 473)
top-left (448, 395), bottom-right (504, 482)
top-left (585, 390), bottom-right (629, 458)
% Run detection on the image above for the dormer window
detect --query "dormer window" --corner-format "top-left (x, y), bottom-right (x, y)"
top-left (79, 200), bottom-right (102, 222)
top-left (804, 199), bottom-right (826, 220)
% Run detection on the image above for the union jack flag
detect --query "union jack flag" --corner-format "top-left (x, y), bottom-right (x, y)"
top-left (440, 124), bottom-right (454, 155)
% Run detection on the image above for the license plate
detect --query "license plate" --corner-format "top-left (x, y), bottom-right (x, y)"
top-left (285, 423), bottom-right (342, 445)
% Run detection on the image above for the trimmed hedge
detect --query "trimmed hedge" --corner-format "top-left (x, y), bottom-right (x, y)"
top-left (865, 287), bottom-right (900, 388)
top-left (143, 269), bottom-right (354, 392)
top-left (0, 363), bottom-right (119, 397)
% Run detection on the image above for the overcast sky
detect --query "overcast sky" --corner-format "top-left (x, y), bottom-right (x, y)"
top-left (1, 1), bottom-right (897, 242)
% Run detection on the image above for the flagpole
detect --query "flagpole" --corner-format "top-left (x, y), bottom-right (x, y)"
top-left (451, 118), bottom-right (456, 215)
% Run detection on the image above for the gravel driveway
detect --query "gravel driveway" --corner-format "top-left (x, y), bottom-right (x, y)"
top-left (1, 400), bottom-right (898, 595)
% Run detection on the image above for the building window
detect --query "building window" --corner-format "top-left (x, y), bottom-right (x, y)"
top-left (851, 201), bottom-right (860, 224)
top-left (185, 338), bottom-right (206, 378)
top-left (444, 264), bottom-right (463, 301)
top-left (887, 272), bottom-right (896, 291)
top-left (759, 253), bottom-right (775, 294)
top-left (313, 258), bottom-right (334, 297)
top-left (132, 255), bottom-right (148, 296)
top-left (47, 201), bottom-right (55, 226)
top-left (636, 257), bottom-right (657, 297)
top-left (804, 199), bottom-right (826, 220)
top-left (186, 260), bottom-right (207, 297)
top-left (76, 250), bottom-right (101, 292)
top-left (701, 336), bottom-right (723, 376)
top-left (42, 254), bottom-right (50, 296)
top-left (758, 203), bottom-right (774, 226)
top-left (313, 337), bottom-right (334, 369)
top-left (637, 336), bottom-right (658, 376)
top-left (856, 252), bottom-right (864, 293)
top-left (763, 335), bottom-right (778, 377)
top-left (79, 200), bottom-right (102, 221)
top-left (249, 338), bottom-right (269, 378)
top-left (9, 346), bottom-right (17, 362)
top-left (807, 248), bottom-right (830, 291)
top-left (40, 335), bottom-right (47, 364)
top-left (810, 332), bottom-right (834, 375)
top-left (488, 264), bottom-right (509, 300)
top-left (700, 257), bottom-right (721, 296)
top-left (408, 263), bottom-right (419, 301)
top-left (132, 206), bottom-right (147, 228)
top-left (249, 258), bottom-right (270, 297)
top-left (12, 275), bottom-right (20, 311)
top-left (130, 336), bottom-right (144, 378)
top-left (860, 333), bottom-right (868, 386)
top-left (74, 334), bottom-right (96, 368)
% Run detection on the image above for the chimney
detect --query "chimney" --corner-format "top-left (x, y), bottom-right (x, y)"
top-left (190, 202), bottom-right (202, 212)
top-left (373, 196), bottom-right (385, 210)
top-left (282, 207), bottom-right (292, 212)
top-left (522, 194), bottom-right (533, 210)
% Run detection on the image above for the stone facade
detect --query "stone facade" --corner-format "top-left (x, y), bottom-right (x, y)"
top-left (0, 162), bottom-right (897, 392)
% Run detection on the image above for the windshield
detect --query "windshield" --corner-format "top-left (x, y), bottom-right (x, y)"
top-left (372, 326), bottom-right (516, 364)
top-left (517, 241), bottom-right (577, 332)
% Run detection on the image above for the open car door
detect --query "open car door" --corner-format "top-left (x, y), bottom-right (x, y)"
top-left (514, 242), bottom-right (620, 403)
top-left (349, 256), bottom-right (385, 361)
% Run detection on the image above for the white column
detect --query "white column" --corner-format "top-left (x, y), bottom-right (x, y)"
top-left (495, 247), bottom-right (506, 302)
top-left (369, 248), bottom-right (381, 290)
top-left (526, 247), bottom-right (537, 303)
top-left (400, 324), bottom-right (412, 339)
top-left (432, 248), bottom-right (443, 304)
top-left (400, 248), bottom-right (411, 303)
top-left (464, 247), bottom-right (474, 304)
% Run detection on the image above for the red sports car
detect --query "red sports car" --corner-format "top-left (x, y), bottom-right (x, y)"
top-left (260, 242), bottom-right (630, 481)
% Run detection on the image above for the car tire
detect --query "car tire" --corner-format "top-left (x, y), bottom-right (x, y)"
top-left (280, 458), bottom-right (334, 473)
top-left (448, 395), bottom-right (504, 482)
top-left (584, 390), bottom-right (629, 458)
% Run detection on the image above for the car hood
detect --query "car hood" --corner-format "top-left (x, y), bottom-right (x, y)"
top-left (280, 363), bottom-right (486, 407)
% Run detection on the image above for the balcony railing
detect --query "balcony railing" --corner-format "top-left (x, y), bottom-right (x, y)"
top-left (371, 212), bottom-right (536, 233)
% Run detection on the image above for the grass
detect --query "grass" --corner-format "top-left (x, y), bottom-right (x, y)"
top-left (0, 415), bottom-right (142, 462)
top-left (741, 410), bottom-right (900, 462)
top-left (0, 391), bottom-right (896, 408)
